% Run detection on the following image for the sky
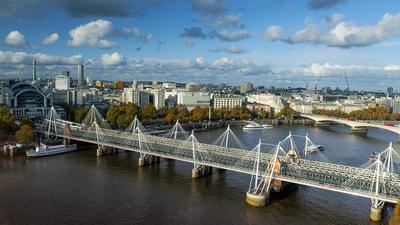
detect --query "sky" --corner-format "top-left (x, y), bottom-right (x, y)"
top-left (0, 0), bottom-right (400, 91)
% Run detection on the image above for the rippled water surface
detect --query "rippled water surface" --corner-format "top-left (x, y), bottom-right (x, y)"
top-left (0, 124), bottom-right (397, 225)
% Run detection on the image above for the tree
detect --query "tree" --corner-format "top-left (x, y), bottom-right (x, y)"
top-left (106, 103), bottom-right (141, 129)
top-left (191, 106), bottom-right (208, 121)
top-left (390, 203), bottom-right (400, 225)
top-left (15, 124), bottom-right (35, 144)
top-left (277, 106), bottom-right (297, 118)
top-left (74, 108), bottom-right (89, 123)
top-left (20, 117), bottom-right (34, 128)
top-left (176, 104), bottom-right (190, 121)
top-left (142, 104), bottom-right (157, 120)
top-left (0, 106), bottom-right (17, 140)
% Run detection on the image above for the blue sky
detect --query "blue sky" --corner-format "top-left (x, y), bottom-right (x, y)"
top-left (0, 0), bottom-right (400, 91)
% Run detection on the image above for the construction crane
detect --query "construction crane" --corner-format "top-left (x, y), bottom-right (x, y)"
top-left (343, 71), bottom-right (350, 95)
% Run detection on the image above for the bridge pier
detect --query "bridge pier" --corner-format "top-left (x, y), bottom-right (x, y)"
top-left (246, 190), bottom-right (270, 207)
top-left (370, 205), bottom-right (382, 222)
top-left (138, 155), bottom-right (160, 167)
top-left (349, 127), bottom-right (368, 135)
top-left (96, 147), bottom-right (118, 156)
top-left (314, 122), bottom-right (330, 127)
top-left (191, 165), bottom-right (213, 179)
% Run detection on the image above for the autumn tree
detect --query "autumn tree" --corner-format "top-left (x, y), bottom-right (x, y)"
top-left (191, 106), bottom-right (208, 121)
top-left (74, 108), bottom-right (89, 123)
top-left (0, 106), bottom-right (17, 140)
top-left (106, 103), bottom-right (141, 129)
top-left (277, 106), bottom-right (297, 118)
top-left (390, 203), bottom-right (400, 225)
top-left (15, 124), bottom-right (35, 144)
top-left (142, 104), bottom-right (157, 120)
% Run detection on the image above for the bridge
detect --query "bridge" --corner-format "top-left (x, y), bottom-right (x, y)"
top-left (41, 106), bottom-right (400, 222)
top-left (301, 113), bottom-right (400, 138)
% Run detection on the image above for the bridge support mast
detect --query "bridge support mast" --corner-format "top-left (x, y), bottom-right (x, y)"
top-left (370, 154), bottom-right (384, 222)
top-left (137, 127), bottom-right (160, 167)
top-left (190, 130), bottom-right (212, 179)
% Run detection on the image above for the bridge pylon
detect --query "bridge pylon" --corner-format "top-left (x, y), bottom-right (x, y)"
top-left (188, 130), bottom-right (212, 179)
top-left (246, 140), bottom-right (281, 207)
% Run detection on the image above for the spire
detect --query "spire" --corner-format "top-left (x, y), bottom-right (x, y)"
top-left (32, 58), bottom-right (37, 83)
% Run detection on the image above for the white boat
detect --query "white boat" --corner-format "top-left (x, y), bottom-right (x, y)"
top-left (306, 145), bottom-right (324, 153)
top-left (243, 122), bottom-right (273, 130)
top-left (26, 143), bottom-right (77, 158)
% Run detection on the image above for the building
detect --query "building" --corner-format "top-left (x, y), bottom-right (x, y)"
top-left (152, 89), bottom-right (165, 110)
top-left (0, 82), bottom-right (52, 119)
top-left (240, 82), bottom-right (253, 94)
top-left (212, 94), bottom-right (244, 109)
top-left (162, 82), bottom-right (176, 89)
top-left (55, 71), bottom-right (71, 90)
top-left (387, 87), bottom-right (394, 97)
top-left (247, 93), bottom-right (284, 115)
top-left (120, 82), bottom-right (150, 107)
top-left (177, 91), bottom-right (210, 111)
top-left (77, 64), bottom-right (84, 88)
top-left (117, 81), bottom-right (124, 89)
top-left (185, 82), bottom-right (200, 92)
top-left (95, 80), bottom-right (102, 87)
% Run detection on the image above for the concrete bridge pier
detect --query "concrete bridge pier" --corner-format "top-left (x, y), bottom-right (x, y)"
top-left (370, 205), bottom-right (383, 222)
top-left (314, 121), bottom-right (330, 127)
top-left (350, 127), bottom-right (368, 135)
top-left (191, 165), bottom-right (213, 179)
top-left (138, 155), bottom-right (160, 167)
top-left (96, 147), bottom-right (117, 156)
top-left (246, 190), bottom-right (270, 207)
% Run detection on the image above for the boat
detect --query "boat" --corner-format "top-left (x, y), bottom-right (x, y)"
top-left (26, 143), bottom-right (77, 158)
top-left (243, 122), bottom-right (273, 130)
top-left (305, 145), bottom-right (324, 153)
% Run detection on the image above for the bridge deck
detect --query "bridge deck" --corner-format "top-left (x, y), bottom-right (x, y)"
top-left (48, 119), bottom-right (400, 203)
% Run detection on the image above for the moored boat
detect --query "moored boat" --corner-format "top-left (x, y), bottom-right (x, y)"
top-left (26, 143), bottom-right (77, 158)
top-left (243, 122), bottom-right (273, 130)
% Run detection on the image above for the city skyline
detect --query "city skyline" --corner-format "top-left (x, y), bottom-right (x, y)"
top-left (0, 0), bottom-right (400, 90)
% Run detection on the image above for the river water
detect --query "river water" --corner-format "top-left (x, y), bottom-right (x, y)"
top-left (0, 124), bottom-right (397, 225)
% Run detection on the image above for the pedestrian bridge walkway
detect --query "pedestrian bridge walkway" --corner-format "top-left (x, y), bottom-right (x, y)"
top-left (40, 106), bottom-right (400, 222)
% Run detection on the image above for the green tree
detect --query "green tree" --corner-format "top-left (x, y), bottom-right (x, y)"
top-left (0, 106), bottom-right (17, 140)
top-left (277, 106), bottom-right (297, 118)
top-left (106, 103), bottom-right (141, 129)
top-left (15, 124), bottom-right (35, 144)
top-left (142, 104), bottom-right (157, 120)
top-left (74, 108), bottom-right (89, 123)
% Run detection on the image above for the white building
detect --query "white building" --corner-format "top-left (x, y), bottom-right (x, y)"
top-left (247, 93), bottom-right (284, 114)
top-left (152, 89), bottom-right (165, 110)
top-left (121, 83), bottom-right (150, 108)
top-left (212, 94), bottom-right (244, 109)
top-left (55, 74), bottom-right (70, 90)
top-left (177, 91), bottom-right (210, 111)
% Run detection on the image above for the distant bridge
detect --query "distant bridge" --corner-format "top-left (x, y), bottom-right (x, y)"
top-left (39, 106), bottom-right (400, 222)
top-left (301, 114), bottom-right (400, 137)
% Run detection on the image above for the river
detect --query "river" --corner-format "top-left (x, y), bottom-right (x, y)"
top-left (0, 124), bottom-right (397, 225)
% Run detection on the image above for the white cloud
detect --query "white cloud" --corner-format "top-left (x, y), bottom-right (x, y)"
top-left (4, 30), bottom-right (28, 48)
top-left (286, 12), bottom-right (400, 48)
top-left (100, 52), bottom-right (126, 66)
top-left (195, 57), bottom-right (205, 65)
top-left (0, 50), bottom-right (83, 65)
top-left (214, 13), bottom-right (241, 29)
top-left (213, 57), bottom-right (235, 66)
top-left (215, 29), bottom-right (251, 41)
top-left (265, 26), bottom-right (283, 41)
top-left (42, 33), bottom-right (60, 45)
top-left (68, 19), bottom-right (115, 48)
top-left (120, 27), bottom-right (153, 43)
